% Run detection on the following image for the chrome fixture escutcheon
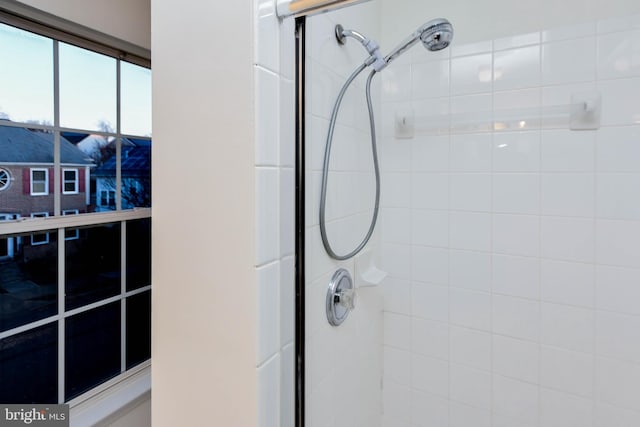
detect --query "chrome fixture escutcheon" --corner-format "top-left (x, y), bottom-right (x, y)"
top-left (326, 268), bottom-right (355, 326)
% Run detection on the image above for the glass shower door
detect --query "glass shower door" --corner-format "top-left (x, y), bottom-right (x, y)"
top-left (301, 1), bottom-right (640, 426)
top-left (303, 2), bottom-right (384, 426)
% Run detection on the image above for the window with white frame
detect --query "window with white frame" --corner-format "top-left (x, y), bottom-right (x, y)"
top-left (30, 212), bottom-right (50, 245)
top-left (100, 190), bottom-right (116, 208)
top-left (0, 15), bottom-right (151, 406)
top-left (0, 168), bottom-right (10, 191)
top-left (30, 168), bottom-right (48, 195)
top-left (62, 209), bottom-right (79, 240)
top-left (62, 169), bottom-right (78, 194)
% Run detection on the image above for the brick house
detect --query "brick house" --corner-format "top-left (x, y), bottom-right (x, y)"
top-left (0, 125), bottom-right (94, 259)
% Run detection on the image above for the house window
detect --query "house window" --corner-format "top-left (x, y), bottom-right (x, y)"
top-left (30, 212), bottom-right (49, 245)
top-left (0, 16), bottom-right (151, 406)
top-left (62, 209), bottom-right (79, 240)
top-left (30, 168), bottom-right (48, 195)
top-left (62, 169), bottom-right (78, 194)
top-left (0, 168), bottom-right (10, 191)
top-left (100, 190), bottom-right (116, 208)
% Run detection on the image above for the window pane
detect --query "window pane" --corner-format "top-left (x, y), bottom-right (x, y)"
top-left (121, 62), bottom-right (151, 137)
top-left (30, 231), bottom-right (50, 245)
top-left (62, 131), bottom-right (112, 213)
top-left (0, 168), bottom-right (9, 191)
top-left (0, 232), bottom-right (57, 332)
top-left (32, 182), bottom-right (46, 194)
top-left (29, 168), bottom-right (49, 196)
top-left (126, 290), bottom-right (150, 369)
top-left (0, 23), bottom-right (53, 125)
top-left (59, 43), bottom-right (116, 132)
top-left (65, 303), bottom-right (120, 400)
top-left (126, 219), bottom-right (151, 291)
top-left (93, 137), bottom-right (152, 210)
top-left (121, 138), bottom-right (151, 209)
top-left (0, 323), bottom-right (58, 403)
top-left (0, 125), bottom-right (95, 215)
top-left (65, 223), bottom-right (121, 311)
top-left (62, 210), bottom-right (79, 240)
top-left (62, 169), bottom-right (77, 194)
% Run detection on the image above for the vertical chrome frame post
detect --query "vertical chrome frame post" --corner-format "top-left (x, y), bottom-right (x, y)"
top-left (294, 16), bottom-right (306, 427)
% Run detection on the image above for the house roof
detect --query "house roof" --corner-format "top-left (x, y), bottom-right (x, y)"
top-left (0, 124), bottom-right (94, 165)
top-left (93, 138), bottom-right (151, 178)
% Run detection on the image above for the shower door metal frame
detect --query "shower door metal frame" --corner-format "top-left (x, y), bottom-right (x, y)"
top-left (293, 3), bottom-right (371, 424)
top-left (294, 16), bottom-right (306, 427)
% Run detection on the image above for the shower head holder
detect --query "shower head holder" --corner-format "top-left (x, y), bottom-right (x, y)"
top-left (335, 24), bottom-right (387, 71)
top-left (335, 18), bottom-right (454, 72)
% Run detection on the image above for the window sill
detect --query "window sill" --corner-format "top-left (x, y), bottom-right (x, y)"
top-left (69, 363), bottom-right (151, 427)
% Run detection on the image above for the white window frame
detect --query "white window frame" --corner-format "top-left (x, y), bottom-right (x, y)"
top-left (0, 10), bottom-right (151, 412)
top-left (30, 168), bottom-right (49, 196)
top-left (62, 209), bottom-right (80, 240)
top-left (100, 189), bottom-right (116, 208)
top-left (62, 168), bottom-right (79, 194)
top-left (30, 212), bottom-right (50, 245)
top-left (0, 168), bottom-right (10, 191)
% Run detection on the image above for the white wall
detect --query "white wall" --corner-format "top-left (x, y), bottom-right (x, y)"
top-left (380, 0), bottom-right (640, 46)
top-left (378, 9), bottom-right (640, 427)
top-left (305, 3), bottom-right (384, 426)
top-left (15, 0), bottom-right (150, 49)
top-left (151, 0), bottom-right (257, 426)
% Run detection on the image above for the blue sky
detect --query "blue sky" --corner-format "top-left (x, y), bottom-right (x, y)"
top-left (0, 23), bottom-right (151, 137)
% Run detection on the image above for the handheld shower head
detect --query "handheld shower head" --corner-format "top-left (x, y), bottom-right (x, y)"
top-left (419, 18), bottom-right (454, 51)
top-left (384, 18), bottom-right (453, 65)
top-left (335, 18), bottom-right (453, 72)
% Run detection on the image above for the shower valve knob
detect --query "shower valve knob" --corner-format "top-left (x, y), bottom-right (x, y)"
top-left (335, 288), bottom-right (356, 310)
top-left (326, 269), bottom-right (355, 326)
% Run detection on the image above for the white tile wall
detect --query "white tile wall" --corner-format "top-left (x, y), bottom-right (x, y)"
top-left (449, 364), bottom-right (491, 409)
top-left (540, 345), bottom-right (594, 397)
top-left (494, 46), bottom-right (541, 91)
top-left (540, 388), bottom-right (594, 427)
top-left (450, 401), bottom-right (492, 427)
top-left (254, 1), bottom-right (296, 426)
top-left (304, 3), bottom-right (384, 427)
top-left (254, 3), bottom-right (640, 425)
top-left (380, 12), bottom-right (640, 427)
top-left (449, 250), bottom-right (491, 292)
top-left (411, 281), bottom-right (449, 322)
top-left (257, 262), bottom-right (281, 364)
top-left (410, 389), bottom-right (449, 427)
top-left (450, 326), bottom-right (491, 370)
top-left (493, 335), bottom-right (539, 383)
top-left (411, 318), bottom-right (449, 360)
top-left (258, 353), bottom-right (281, 427)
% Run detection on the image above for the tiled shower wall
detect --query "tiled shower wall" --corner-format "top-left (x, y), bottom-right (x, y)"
top-left (305, 3), bottom-right (383, 427)
top-left (379, 14), bottom-right (640, 427)
top-left (255, 1), bottom-right (384, 425)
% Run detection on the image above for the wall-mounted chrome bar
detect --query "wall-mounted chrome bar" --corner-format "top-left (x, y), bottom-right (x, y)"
top-left (276, 0), bottom-right (371, 18)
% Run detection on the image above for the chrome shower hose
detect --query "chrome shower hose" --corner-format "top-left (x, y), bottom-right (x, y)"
top-left (319, 65), bottom-right (381, 260)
